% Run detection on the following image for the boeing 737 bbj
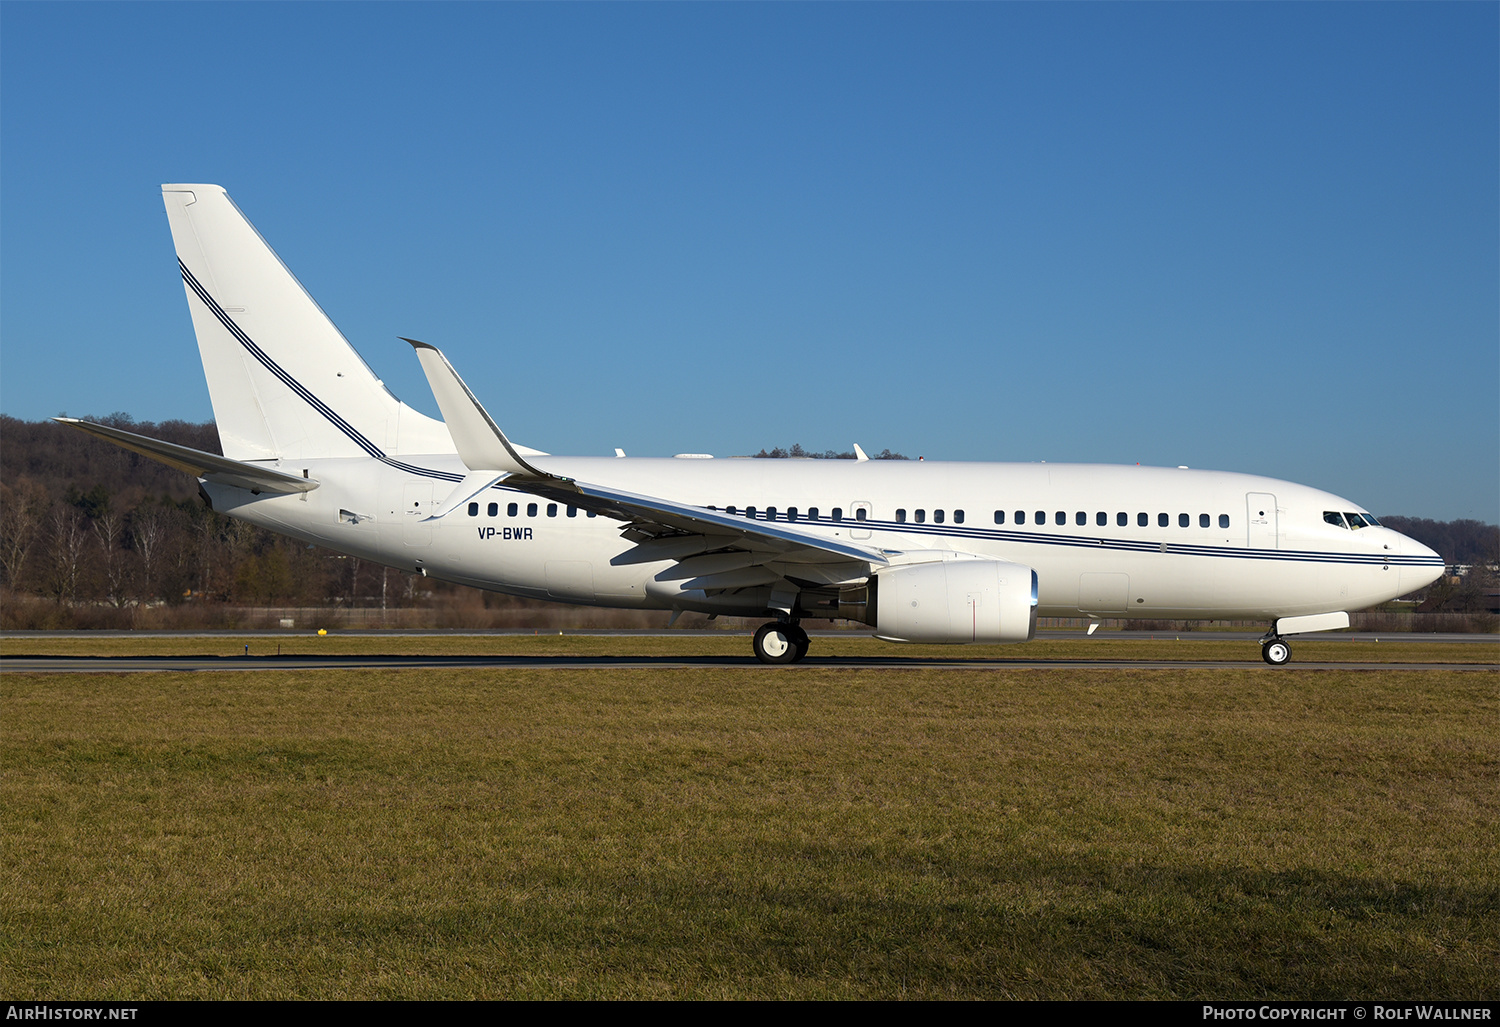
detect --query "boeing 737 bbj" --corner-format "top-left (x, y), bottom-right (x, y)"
top-left (58, 185), bottom-right (1445, 664)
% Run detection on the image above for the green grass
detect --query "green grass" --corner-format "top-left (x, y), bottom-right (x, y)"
top-left (3, 632), bottom-right (1496, 663)
top-left (2, 665), bottom-right (1494, 998)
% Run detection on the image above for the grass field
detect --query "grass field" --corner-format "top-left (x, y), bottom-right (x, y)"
top-left (3, 647), bottom-right (1495, 1000)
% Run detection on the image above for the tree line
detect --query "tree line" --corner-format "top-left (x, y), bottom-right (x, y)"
top-left (750, 444), bottom-right (908, 460)
top-left (1, 414), bottom-right (418, 618)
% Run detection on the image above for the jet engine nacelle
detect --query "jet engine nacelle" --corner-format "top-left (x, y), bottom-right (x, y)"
top-left (863, 558), bottom-right (1038, 644)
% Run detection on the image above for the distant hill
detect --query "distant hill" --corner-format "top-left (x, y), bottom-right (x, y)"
top-left (1377, 517), bottom-right (1498, 568)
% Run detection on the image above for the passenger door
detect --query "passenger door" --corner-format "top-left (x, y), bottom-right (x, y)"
top-left (1246, 493), bottom-right (1278, 550)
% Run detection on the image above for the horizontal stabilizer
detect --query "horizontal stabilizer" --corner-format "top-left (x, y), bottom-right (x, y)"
top-left (54, 418), bottom-right (318, 495)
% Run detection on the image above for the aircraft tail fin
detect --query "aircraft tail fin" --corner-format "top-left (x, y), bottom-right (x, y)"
top-left (160, 185), bottom-right (452, 461)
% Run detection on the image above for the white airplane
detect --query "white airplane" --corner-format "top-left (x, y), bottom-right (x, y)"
top-left (58, 185), bottom-right (1446, 664)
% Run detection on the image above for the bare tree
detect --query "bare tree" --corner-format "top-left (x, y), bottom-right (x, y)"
top-left (132, 505), bottom-right (166, 601)
top-left (0, 477), bottom-right (48, 590)
top-left (92, 510), bottom-right (128, 607)
top-left (48, 506), bottom-right (89, 604)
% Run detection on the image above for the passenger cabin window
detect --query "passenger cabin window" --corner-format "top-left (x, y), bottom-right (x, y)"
top-left (467, 502), bottom-right (478, 517)
top-left (914, 509), bottom-right (926, 524)
top-left (488, 502), bottom-right (499, 517)
top-left (766, 507), bottom-right (778, 521)
top-left (1158, 513), bottom-right (1169, 527)
top-left (1097, 512), bottom-right (1107, 526)
top-left (508, 502), bottom-right (519, 517)
top-left (832, 508), bottom-right (843, 521)
top-left (954, 510), bottom-right (964, 524)
top-left (787, 507), bottom-right (798, 522)
top-left (547, 503), bottom-right (557, 517)
top-left (1056, 511), bottom-right (1066, 525)
top-left (896, 509), bottom-right (907, 523)
top-left (726, 506), bottom-right (738, 516)
top-left (527, 503), bottom-right (538, 517)
top-left (1015, 510), bottom-right (1026, 525)
top-left (1199, 513), bottom-right (1210, 528)
top-left (1117, 512), bottom-right (1128, 527)
top-left (855, 508), bottom-right (866, 521)
top-left (1076, 511), bottom-right (1086, 526)
top-left (934, 509), bottom-right (944, 524)
top-left (1137, 513), bottom-right (1148, 527)
top-left (1218, 514), bottom-right (1230, 529)
top-left (567, 506), bottom-right (577, 518)
top-left (994, 510), bottom-right (1006, 525)
top-left (1035, 510), bottom-right (1046, 525)
top-left (1178, 513), bottom-right (1189, 527)
top-left (808, 507), bottom-right (819, 520)
top-left (745, 506), bottom-right (757, 519)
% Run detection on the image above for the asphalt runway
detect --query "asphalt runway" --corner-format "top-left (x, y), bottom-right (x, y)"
top-left (4, 630), bottom-right (1493, 673)
top-left (4, 653), bottom-right (1494, 673)
top-left (5, 629), bottom-right (1496, 643)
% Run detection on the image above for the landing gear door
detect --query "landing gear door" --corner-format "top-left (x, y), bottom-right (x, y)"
top-left (850, 501), bottom-right (872, 540)
top-left (1246, 492), bottom-right (1278, 550)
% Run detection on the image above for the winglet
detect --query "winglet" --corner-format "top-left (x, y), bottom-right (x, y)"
top-left (403, 338), bottom-right (557, 479)
top-left (853, 443), bottom-right (869, 463)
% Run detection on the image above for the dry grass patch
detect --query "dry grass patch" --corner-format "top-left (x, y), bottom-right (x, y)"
top-left (3, 666), bottom-right (1495, 998)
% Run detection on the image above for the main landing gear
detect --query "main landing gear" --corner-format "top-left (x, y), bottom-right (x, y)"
top-left (753, 620), bottom-right (810, 665)
top-left (1260, 636), bottom-right (1292, 666)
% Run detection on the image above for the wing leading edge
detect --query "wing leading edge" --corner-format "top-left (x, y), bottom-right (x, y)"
top-left (405, 340), bottom-right (889, 573)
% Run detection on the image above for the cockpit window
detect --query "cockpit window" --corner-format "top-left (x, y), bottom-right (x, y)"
top-left (1327, 511), bottom-right (1378, 529)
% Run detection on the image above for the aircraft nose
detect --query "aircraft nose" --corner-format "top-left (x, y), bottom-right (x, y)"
top-left (1394, 533), bottom-right (1445, 594)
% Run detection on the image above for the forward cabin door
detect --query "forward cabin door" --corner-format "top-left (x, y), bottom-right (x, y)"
top-left (1246, 493), bottom-right (1278, 550)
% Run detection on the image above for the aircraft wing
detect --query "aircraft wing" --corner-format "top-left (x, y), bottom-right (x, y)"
top-left (406, 339), bottom-right (889, 578)
top-left (510, 473), bottom-right (889, 564)
top-left (54, 418), bottom-right (319, 495)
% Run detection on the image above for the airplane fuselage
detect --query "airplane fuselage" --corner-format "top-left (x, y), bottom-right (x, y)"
top-left (209, 454), bottom-right (1429, 622)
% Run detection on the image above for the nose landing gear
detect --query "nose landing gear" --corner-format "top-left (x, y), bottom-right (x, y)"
top-left (753, 621), bottom-right (810, 664)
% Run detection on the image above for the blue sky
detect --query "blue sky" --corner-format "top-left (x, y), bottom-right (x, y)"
top-left (2, 2), bottom-right (1495, 521)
